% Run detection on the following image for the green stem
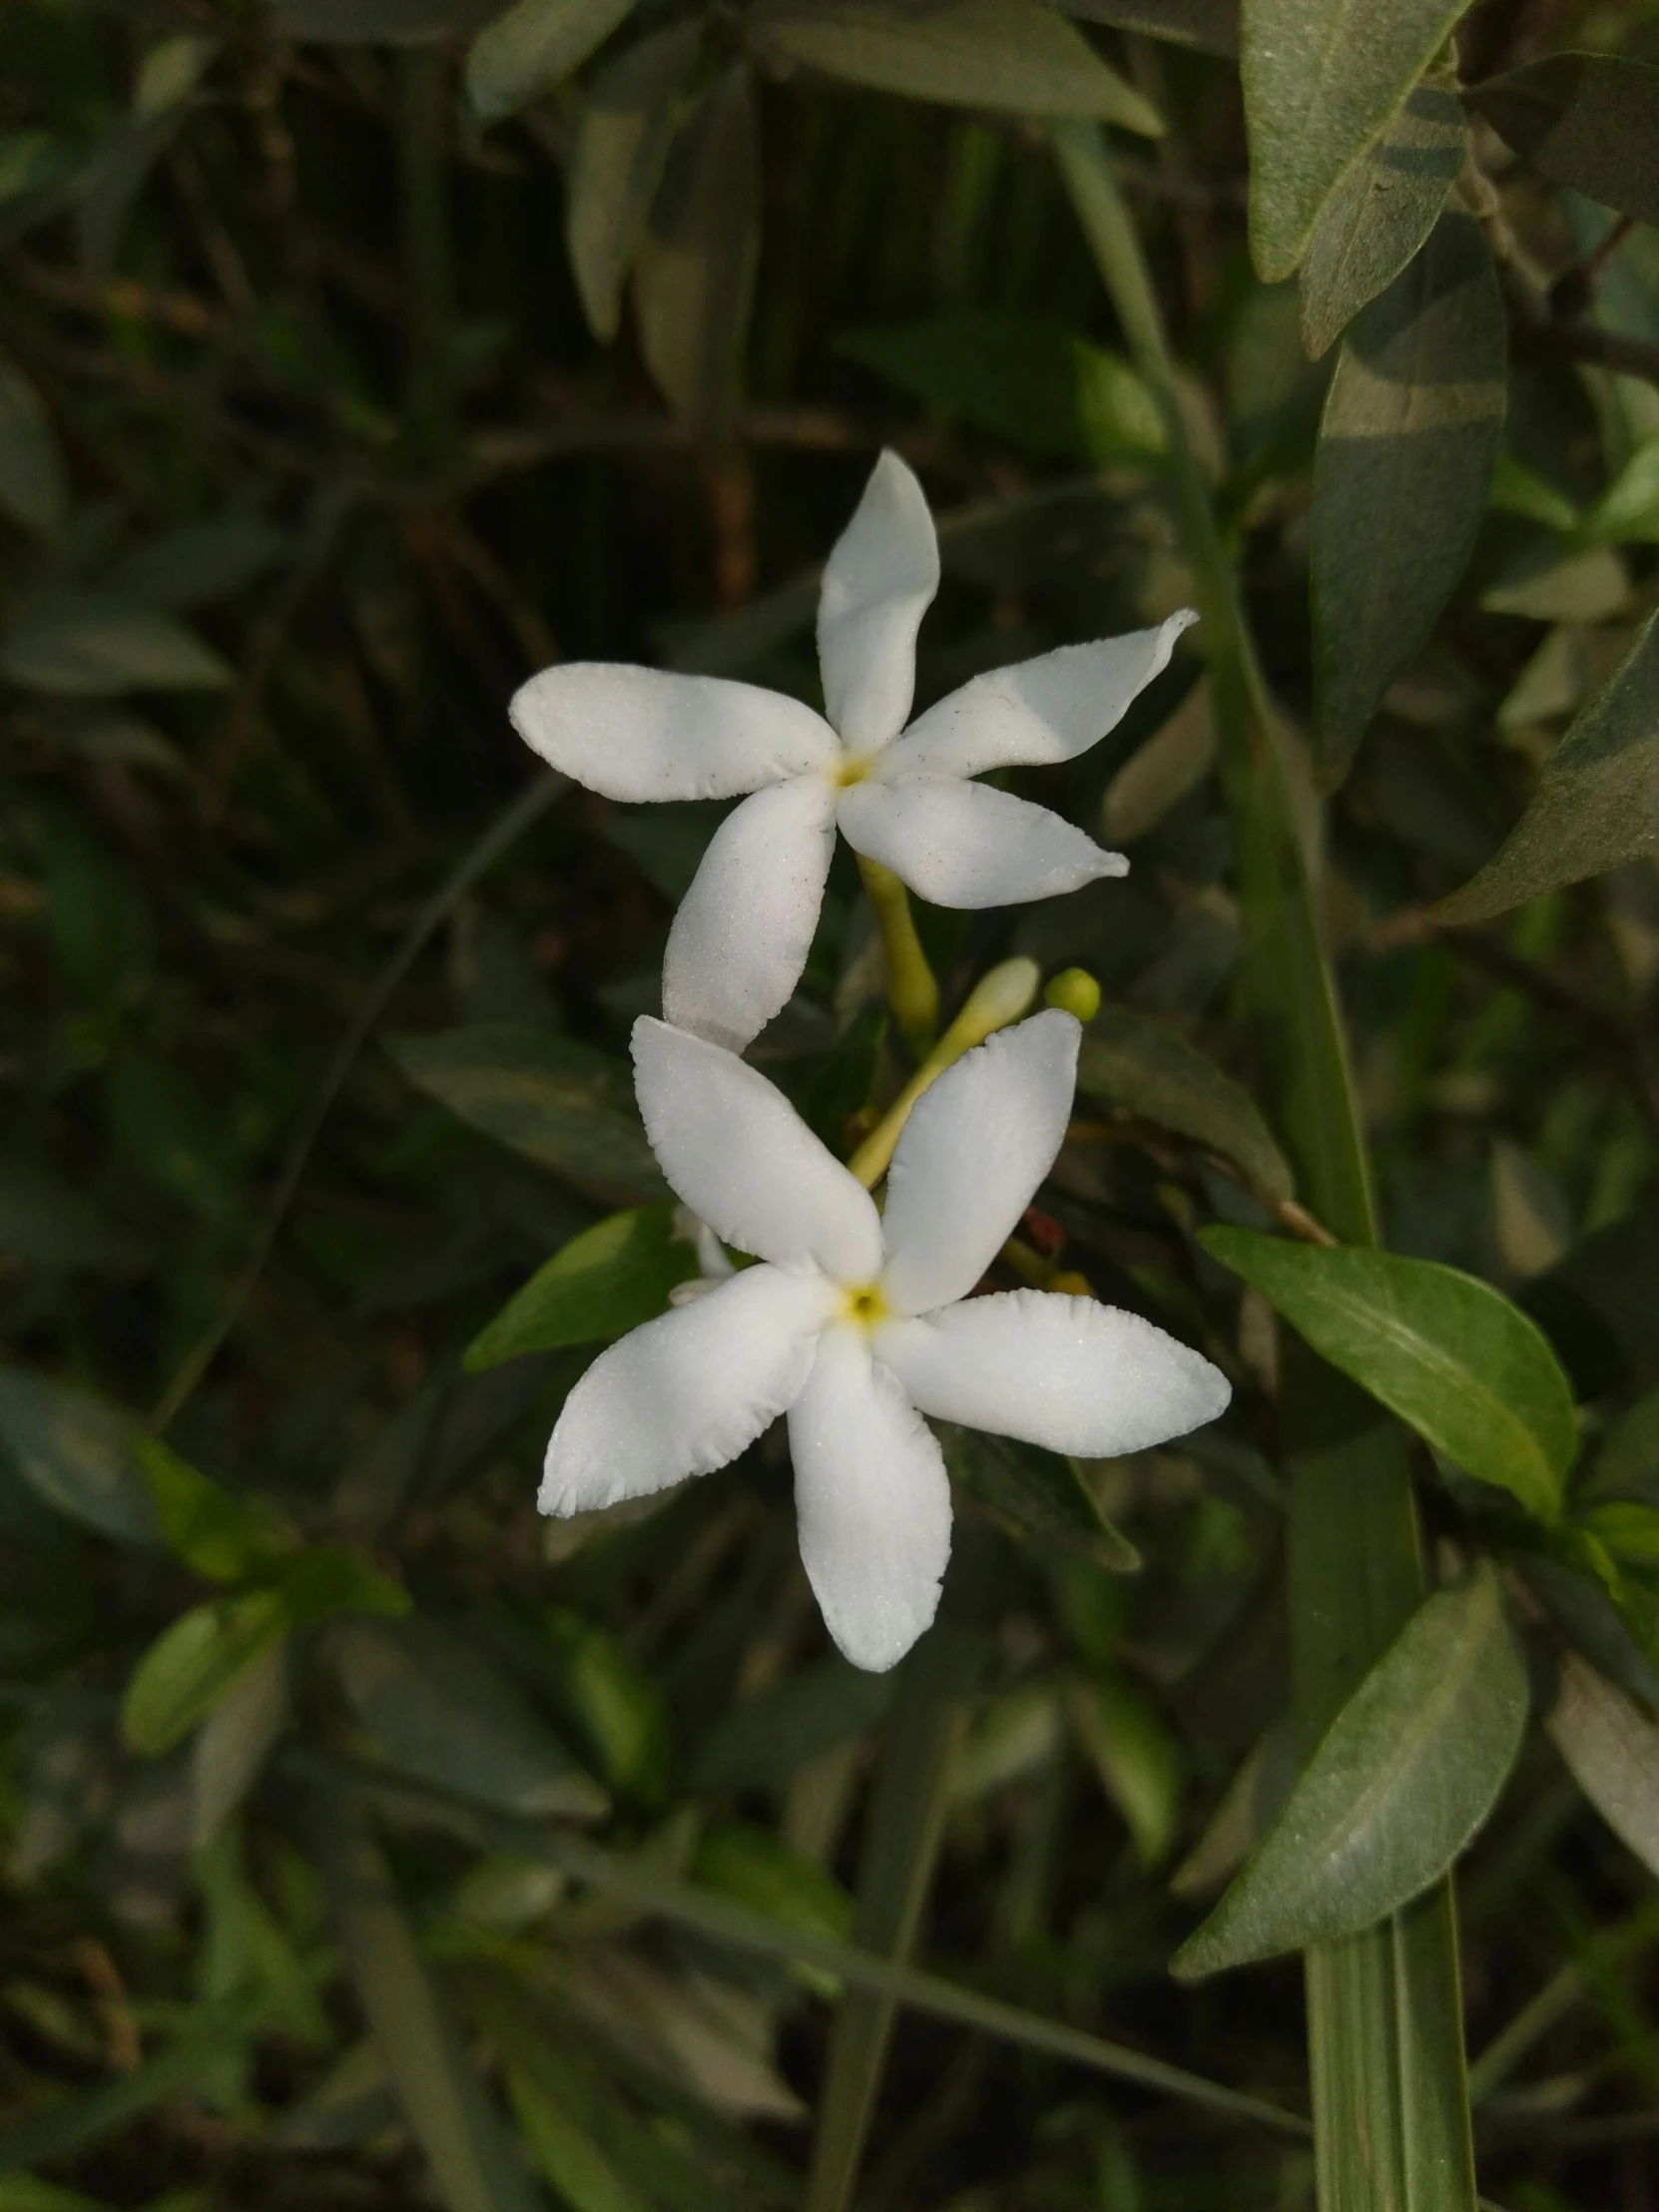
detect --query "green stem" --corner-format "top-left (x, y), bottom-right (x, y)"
top-left (857, 852), bottom-right (939, 1059)
top-left (1052, 122), bottom-right (1476, 2212)
top-left (847, 956), bottom-right (1038, 1187)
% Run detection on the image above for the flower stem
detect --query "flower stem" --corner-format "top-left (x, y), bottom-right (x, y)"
top-left (847, 957), bottom-right (1039, 1188)
top-left (857, 853), bottom-right (939, 1059)
top-left (1052, 121), bottom-right (1476, 2212)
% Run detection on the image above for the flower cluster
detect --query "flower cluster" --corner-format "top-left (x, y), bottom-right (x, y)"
top-left (513, 454), bottom-right (1228, 1670)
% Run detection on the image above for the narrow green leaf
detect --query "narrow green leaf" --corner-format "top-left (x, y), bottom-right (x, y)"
top-left (0, 346), bottom-right (66, 534)
top-left (1240, 0), bottom-right (1465, 280)
top-left (1076, 1006), bottom-right (1294, 1200)
top-left (808, 1625), bottom-right (976, 2212)
top-left (838, 310), bottom-right (1164, 464)
top-left (317, 1805), bottom-right (542, 2212)
top-left (632, 65), bottom-right (759, 440)
top-left (566, 22), bottom-right (703, 342)
top-left (103, 515), bottom-right (285, 610)
top-left (1545, 1648), bottom-right (1659, 1880)
top-left (1433, 609), bottom-right (1659, 923)
top-left (138, 1437), bottom-right (290, 1582)
top-left (1312, 212), bottom-right (1505, 790)
top-left (943, 1425), bottom-right (1140, 1572)
top-left (749, 0), bottom-right (1164, 128)
top-left (1471, 53), bottom-right (1659, 229)
top-left (1298, 66), bottom-right (1464, 359)
top-left (1202, 1228), bottom-right (1577, 1519)
top-left (1056, 0), bottom-right (1235, 56)
top-left (0, 1367), bottom-right (159, 1542)
top-left (388, 1023), bottom-right (665, 1200)
top-left (464, 1204), bottom-right (698, 1370)
top-left (331, 1615), bottom-right (609, 1820)
top-left (122, 1589), bottom-right (288, 1757)
top-left (465, 0), bottom-right (641, 121)
top-left (1174, 1564), bottom-right (1527, 1976)
top-left (0, 596), bottom-right (233, 696)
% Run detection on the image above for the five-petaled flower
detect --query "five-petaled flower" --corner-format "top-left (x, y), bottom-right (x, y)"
top-left (539, 1009), bottom-right (1230, 1672)
top-left (511, 451), bottom-right (1195, 1052)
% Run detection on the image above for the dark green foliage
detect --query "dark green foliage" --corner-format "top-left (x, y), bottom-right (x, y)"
top-left (1, 3), bottom-right (1657, 2210)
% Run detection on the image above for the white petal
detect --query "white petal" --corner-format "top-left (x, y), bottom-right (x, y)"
top-left (876, 612), bottom-right (1197, 782)
top-left (541, 1265), bottom-right (835, 1514)
top-left (817, 451), bottom-right (939, 753)
top-left (838, 776), bottom-right (1126, 908)
top-left (662, 775), bottom-right (837, 1053)
top-left (632, 1017), bottom-right (883, 1283)
top-left (876, 1290), bottom-right (1231, 1457)
top-left (788, 1325), bottom-right (952, 1672)
top-left (878, 1008), bottom-right (1079, 1315)
top-left (510, 664), bottom-right (839, 801)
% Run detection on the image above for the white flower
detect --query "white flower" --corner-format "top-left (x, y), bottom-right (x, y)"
top-left (539, 1009), bottom-right (1229, 1672)
top-left (511, 452), bottom-right (1196, 1052)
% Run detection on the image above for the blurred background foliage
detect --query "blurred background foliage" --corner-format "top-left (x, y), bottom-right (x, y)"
top-left (2, 0), bottom-right (1659, 2207)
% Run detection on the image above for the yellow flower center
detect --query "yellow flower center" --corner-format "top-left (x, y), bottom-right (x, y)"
top-left (839, 1282), bottom-right (890, 1332)
top-left (835, 753), bottom-right (875, 789)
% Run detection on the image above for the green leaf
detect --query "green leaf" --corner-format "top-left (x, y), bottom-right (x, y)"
top-left (1433, 609), bottom-right (1659, 924)
top-left (331, 1615), bottom-right (609, 1820)
top-left (317, 1807), bottom-right (543, 2212)
top-left (103, 516), bottom-right (286, 610)
top-left (506, 2066), bottom-right (651, 2212)
top-left (541, 1606), bottom-right (674, 1805)
top-left (276, 1545), bottom-right (411, 1623)
top-left (269, 0), bottom-right (499, 39)
top-left (1297, 66), bottom-right (1464, 359)
top-left (1076, 1006), bottom-right (1294, 1200)
top-left (1311, 212), bottom-right (1505, 790)
top-left (1171, 1715), bottom-right (1299, 1898)
top-left (566, 22), bottom-right (703, 342)
top-left (1069, 1670), bottom-right (1184, 1866)
top-left (0, 596), bottom-right (234, 696)
top-left (191, 1634), bottom-right (288, 1844)
top-left (693, 1818), bottom-right (853, 1988)
top-left (464, 1204), bottom-right (697, 1370)
top-left (1471, 53), bottom-right (1659, 230)
top-left (944, 1426), bottom-right (1140, 1572)
top-left (1099, 676), bottom-right (1216, 844)
top-left (122, 1589), bottom-right (289, 1756)
top-left (1585, 431), bottom-right (1659, 545)
top-left (0, 1156), bottom-right (147, 1275)
top-left (691, 1657), bottom-right (893, 1792)
top-left (633, 65), bottom-right (760, 440)
top-left (1173, 1564), bottom-right (1527, 1976)
top-left (748, 0), bottom-right (1165, 127)
top-left (0, 1367), bottom-right (159, 1542)
top-left (1545, 1648), bottom-right (1659, 1880)
top-left (465, 0), bottom-right (642, 121)
top-left (388, 1023), bottom-right (665, 1200)
top-left (1480, 541), bottom-right (1629, 623)
top-left (1055, 0), bottom-right (1236, 56)
top-left (0, 345), bottom-right (66, 534)
top-left (138, 1438), bottom-right (290, 1582)
top-left (1580, 1501), bottom-right (1659, 1567)
top-left (1240, 0), bottom-right (1464, 280)
top-left (839, 310), bottom-right (1164, 464)
top-left (1206, 1229), bottom-right (1577, 1518)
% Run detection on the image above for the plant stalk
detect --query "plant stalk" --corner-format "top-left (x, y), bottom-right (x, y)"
top-left (857, 852), bottom-right (940, 1058)
top-left (1052, 121), bottom-right (1476, 2210)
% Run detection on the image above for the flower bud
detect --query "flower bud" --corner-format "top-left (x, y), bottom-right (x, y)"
top-left (942, 957), bottom-right (1041, 1054)
top-left (1044, 967), bottom-right (1101, 1023)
